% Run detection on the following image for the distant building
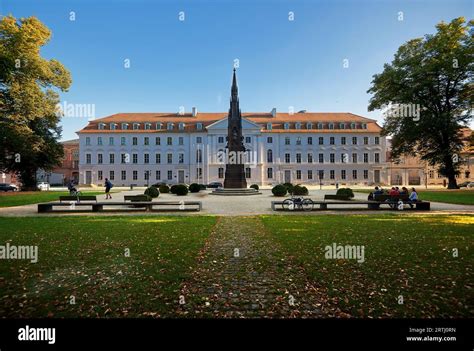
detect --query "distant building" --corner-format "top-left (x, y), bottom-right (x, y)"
top-left (36, 139), bottom-right (79, 185)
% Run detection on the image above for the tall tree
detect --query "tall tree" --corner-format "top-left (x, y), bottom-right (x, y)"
top-left (0, 15), bottom-right (71, 190)
top-left (368, 17), bottom-right (473, 189)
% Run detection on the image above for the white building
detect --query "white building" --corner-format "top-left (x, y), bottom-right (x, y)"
top-left (77, 110), bottom-right (388, 187)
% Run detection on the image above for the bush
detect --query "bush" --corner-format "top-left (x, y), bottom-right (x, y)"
top-left (170, 185), bottom-right (179, 194)
top-left (199, 184), bottom-right (207, 190)
top-left (189, 183), bottom-right (201, 193)
top-left (272, 184), bottom-right (288, 197)
top-left (250, 184), bottom-right (259, 191)
top-left (175, 184), bottom-right (189, 196)
top-left (283, 182), bottom-right (294, 194)
top-left (144, 186), bottom-right (159, 198)
top-left (336, 188), bottom-right (354, 198)
top-left (293, 184), bottom-right (309, 196)
top-left (159, 184), bottom-right (170, 193)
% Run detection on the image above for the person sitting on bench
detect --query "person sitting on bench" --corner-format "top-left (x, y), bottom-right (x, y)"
top-left (408, 188), bottom-right (418, 208)
top-left (368, 186), bottom-right (383, 200)
top-left (400, 187), bottom-right (408, 196)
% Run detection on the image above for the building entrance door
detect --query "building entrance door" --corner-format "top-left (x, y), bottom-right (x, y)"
top-left (284, 170), bottom-right (291, 183)
top-left (374, 170), bottom-right (380, 183)
top-left (178, 170), bottom-right (185, 184)
top-left (85, 171), bottom-right (92, 185)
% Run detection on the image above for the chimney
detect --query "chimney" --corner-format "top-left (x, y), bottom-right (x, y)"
top-left (192, 107), bottom-right (198, 117)
top-left (271, 108), bottom-right (276, 117)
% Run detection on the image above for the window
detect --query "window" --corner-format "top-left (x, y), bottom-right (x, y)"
top-left (267, 150), bottom-right (273, 163)
top-left (144, 137), bottom-right (149, 145)
top-left (296, 137), bottom-right (302, 145)
top-left (267, 137), bottom-right (273, 143)
top-left (364, 137), bottom-right (369, 145)
top-left (218, 136), bottom-right (224, 143)
top-left (318, 170), bottom-right (324, 179)
top-left (179, 137), bottom-right (184, 145)
top-left (319, 153), bottom-right (324, 163)
top-left (178, 122), bottom-right (185, 131)
top-left (285, 137), bottom-right (290, 145)
top-left (109, 170), bottom-right (115, 180)
top-left (341, 137), bottom-right (346, 145)
top-left (196, 123), bottom-right (203, 130)
top-left (109, 137), bottom-right (114, 146)
top-left (296, 153), bottom-right (302, 163)
top-left (352, 137), bottom-right (357, 145)
top-left (133, 170), bottom-right (138, 180)
top-left (156, 122), bottom-right (163, 130)
top-left (121, 137), bottom-right (126, 146)
top-left (375, 136), bottom-right (380, 145)
top-left (86, 137), bottom-right (90, 146)
top-left (295, 122), bottom-right (301, 130)
top-left (308, 170), bottom-right (313, 180)
top-left (98, 123), bottom-right (105, 130)
top-left (364, 153), bottom-right (368, 163)
top-left (330, 137), bottom-right (335, 145)
top-left (98, 170), bottom-right (103, 180)
top-left (155, 137), bottom-right (161, 145)
top-left (285, 153), bottom-right (290, 163)
top-left (352, 170), bottom-right (358, 179)
top-left (296, 170), bottom-right (301, 180)
top-left (133, 123), bottom-right (139, 130)
top-left (109, 154), bottom-right (115, 164)
top-left (308, 153), bottom-right (313, 163)
top-left (121, 153), bottom-right (127, 164)
top-left (167, 170), bottom-right (172, 180)
top-left (267, 168), bottom-right (273, 179)
top-left (144, 123), bottom-right (151, 130)
top-left (339, 123), bottom-right (345, 129)
top-left (133, 137), bottom-right (138, 146)
top-left (144, 171), bottom-right (149, 181)
top-left (284, 123), bottom-right (289, 130)
top-left (167, 123), bottom-right (173, 131)
top-left (352, 153), bottom-right (358, 163)
top-left (196, 149), bottom-right (202, 163)
top-left (245, 167), bottom-right (251, 179)
top-left (130, 153), bottom-right (137, 164)
top-left (196, 136), bottom-right (202, 144)
top-left (341, 153), bottom-right (347, 163)
top-left (351, 122), bottom-right (356, 129)
top-left (86, 154), bottom-right (91, 164)
top-left (97, 137), bottom-right (102, 146)
top-left (122, 123), bottom-right (128, 130)
top-left (330, 170), bottom-right (335, 180)
top-left (167, 137), bottom-right (172, 146)
top-left (218, 167), bottom-right (224, 178)
top-left (306, 122), bottom-right (313, 129)
top-left (328, 123), bottom-right (334, 130)
top-left (318, 137), bottom-right (324, 145)
top-left (362, 123), bottom-right (368, 129)
top-left (363, 170), bottom-right (369, 179)
top-left (307, 137), bottom-right (313, 145)
top-left (98, 153), bottom-right (103, 164)
top-left (375, 153), bottom-right (380, 163)
top-left (144, 153), bottom-right (149, 164)
top-left (110, 123), bottom-right (116, 130)
top-left (267, 123), bottom-right (272, 130)
top-left (179, 153), bottom-right (184, 164)
top-left (330, 153), bottom-right (335, 163)
top-left (121, 170), bottom-right (126, 181)
top-left (245, 136), bottom-right (251, 143)
top-left (155, 153), bottom-right (161, 164)
top-left (156, 170), bottom-right (161, 180)
top-left (167, 153), bottom-right (173, 164)
top-left (429, 170), bottom-right (434, 178)
top-left (317, 122), bottom-right (323, 129)
top-left (341, 170), bottom-right (346, 180)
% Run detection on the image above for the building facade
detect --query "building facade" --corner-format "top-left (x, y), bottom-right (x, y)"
top-left (36, 139), bottom-right (80, 185)
top-left (77, 110), bottom-right (388, 187)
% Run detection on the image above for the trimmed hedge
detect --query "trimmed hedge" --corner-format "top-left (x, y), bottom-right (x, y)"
top-left (272, 184), bottom-right (288, 197)
top-left (293, 184), bottom-right (309, 196)
top-left (189, 183), bottom-right (201, 193)
top-left (144, 186), bottom-right (159, 198)
top-left (159, 184), bottom-right (170, 193)
top-left (199, 184), bottom-right (207, 190)
top-left (336, 188), bottom-right (354, 199)
top-left (175, 184), bottom-right (189, 196)
top-left (283, 182), bottom-right (294, 194)
top-left (250, 184), bottom-right (259, 191)
top-left (170, 185), bottom-right (178, 194)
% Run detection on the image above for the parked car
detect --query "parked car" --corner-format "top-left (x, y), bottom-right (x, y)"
top-left (37, 182), bottom-right (50, 191)
top-left (207, 182), bottom-right (223, 189)
top-left (458, 181), bottom-right (474, 188)
top-left (0, 183), bottom-right (17, 192)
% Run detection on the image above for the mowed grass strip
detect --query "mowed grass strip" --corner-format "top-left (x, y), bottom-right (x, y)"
top-left (354, 189), bottom-right (474, 205)
top-left (0, 216), bottom-right (216, 317)
top-left (0, 191), bottom-right (115, 208)
top-left (261, 214), bottom-right (474, 318)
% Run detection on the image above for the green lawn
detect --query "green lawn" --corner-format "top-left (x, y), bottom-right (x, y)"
top-left (261, 214), bottom-right (473, 318)
top-left (355, 189), bottom-right (474, 205)
top-left (0, 191), bottom-right (114, 207)
top-left (0, 216), bottom-right (217, 317)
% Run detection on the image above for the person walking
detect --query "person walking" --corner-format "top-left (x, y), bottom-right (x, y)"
top-left (104, 178), bottom-right (113, 199)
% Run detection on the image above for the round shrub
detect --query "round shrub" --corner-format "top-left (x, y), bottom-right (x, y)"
top-left (189, 183), bottom-right (201, 193)
top-left (144, 186), bottom-right (159, 198)
top-left (250, 184), bottom-right (259, 191)
top-left (159, 184), bottom-right (170, 193)
top-left (175, 184), bottom-right (189, 196)
top-left (170, 185), bottom-right (179, 194)
top-left (272, 184), bottom-right (288, 197)
top-left (293, 184), bottom-right (309, 196)
top-left (283, 182), bottom-right (294, 194)
top-left (336, 188), bottom-right (354, 198)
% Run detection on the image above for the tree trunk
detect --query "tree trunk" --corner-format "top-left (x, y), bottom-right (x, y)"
top-left (447, 173), bottom-right (458, 189)
top-left (19, 169), bottom-right (38, 191)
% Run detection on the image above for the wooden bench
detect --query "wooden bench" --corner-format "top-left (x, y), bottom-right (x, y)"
top-left (124, 195), bottom-right (151, 202)
top-left (373, 194), bottom-right (409, 202)
top-left (324, 194), bottom-right (352, 201)
top-left (38, 201), bottom-right (202, 213)
top-left (271, 199), bottom-right (430, 211)
top-left (59, 195), bottom-right (97, 202)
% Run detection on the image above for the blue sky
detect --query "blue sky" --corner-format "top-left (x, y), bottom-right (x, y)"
top-left (1, 0), bottom-right (472, 141)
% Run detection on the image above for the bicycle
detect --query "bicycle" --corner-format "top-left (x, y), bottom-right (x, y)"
top-left (282, 195), bottom-right (314, 211)
top-left (69, 188), bottom-right (82, 202)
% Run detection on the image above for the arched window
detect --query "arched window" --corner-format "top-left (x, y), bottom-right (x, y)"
top-left (267, 123), bottom-right (272, 130)
top-left (306, 122), bottom-right (313, 129)
top-left (284, 123), bottom-right (290, 130)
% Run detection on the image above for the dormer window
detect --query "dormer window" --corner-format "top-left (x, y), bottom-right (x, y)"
top-left (144, 123), bottom-right (151, 130)
top-left (267, 122), bottom-right (272, 130)
top-left (121, 123), bottom-right (128, 130)
top-left (306, 122), bottom-right (313, 129)
top-left (295, 122), bottom-right (301, 130)
top-left (328, 123), bottom-right (334, 130)
top-left (133, 123), bottom-right (140, 130)
top-left (98, 123), bottom-right (105, 130)
top-left (196, 123), bottom-right (203, 131)
top-left (317, 123), bottom-right (323, 129)
top-left (178, 122), bottom-right (185, 131)
top-left (284, 123), bottom-right (289, 130)
top-left (362, 123), bottom-right (368, 129)
top-left (339, 123), bottom-right (345, 129)
top-left (110, 123), bottom-right (116, 130)
top-left (167, 123), bottom-right (174, 131)
top-left (351, 122), bottom-right (356, 129)
top-left (156, 122), bottom-right (162, 130)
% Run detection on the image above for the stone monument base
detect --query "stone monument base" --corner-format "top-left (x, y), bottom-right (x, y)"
top-left (210, 188), bottom-right (261, 196)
